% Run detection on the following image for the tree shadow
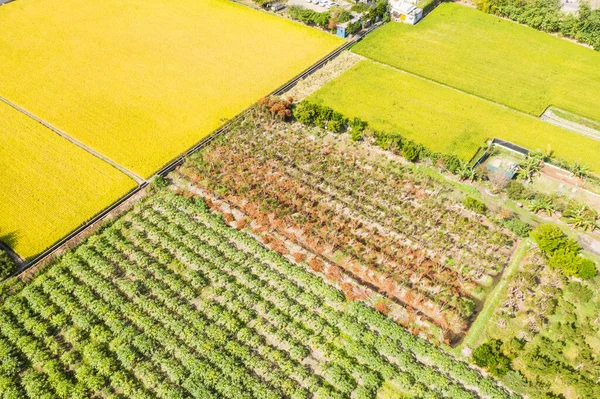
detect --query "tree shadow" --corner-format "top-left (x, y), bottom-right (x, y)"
top-left (0, 231), bottom-right (18, 250)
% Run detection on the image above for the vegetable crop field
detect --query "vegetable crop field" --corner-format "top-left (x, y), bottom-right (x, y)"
top-left (0, 190), bottom-right (516, 399)
top-left (307, 61), bottom-right (600, 171)
top-left (0, 101), bottom-right (135, 259)
top-left (0, 0), bottom-right (342, 177)
top-left (179, 108), bottom-right (515, 342)
top-left (352, 3), bottom-right (600, 122)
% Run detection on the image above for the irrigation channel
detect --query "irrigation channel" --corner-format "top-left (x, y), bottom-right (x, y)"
top-left (11, 22), bottom-right (383, 277)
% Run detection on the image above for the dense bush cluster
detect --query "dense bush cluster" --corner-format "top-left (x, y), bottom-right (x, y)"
top-left (530, 224), bottom-right (597, 279)
top-left (476, 0), bottom-right (600, 50)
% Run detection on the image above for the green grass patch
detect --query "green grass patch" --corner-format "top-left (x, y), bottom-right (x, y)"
top-left (308, 60), bottom-right (600, 172)
top-left (352, 3), bottom-right (600, 122)
top-left (459, 239), bottom-right (532, 351)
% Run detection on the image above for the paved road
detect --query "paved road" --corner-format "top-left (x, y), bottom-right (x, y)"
top-left (0, 95), bottom-right (146, 185)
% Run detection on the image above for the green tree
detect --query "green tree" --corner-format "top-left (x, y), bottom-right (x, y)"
top-left (548, 248), bottom-right (581, 276)
top-left (505, 180), bottom-right (528, 200)
top-left (576, 259), bottom-right (597, 280)
top-left (530, 224), bottom-right (580, 256)
top-left (472, 340), bottom-right (512, 376)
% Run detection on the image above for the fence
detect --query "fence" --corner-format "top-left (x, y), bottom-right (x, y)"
top-left (11, 23), bottom-right (382, 278)
top-left (491, 138), bottom-right (529, 157)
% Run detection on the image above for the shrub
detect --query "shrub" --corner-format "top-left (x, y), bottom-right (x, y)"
top-left (402, 141), bottom-right (421, 162)
top-left (456, 297), bottom-right (476, 318)
top-left (564, 202), bottom-right (598, 231)
top-left (293, 101), bottom-right (319, 125)
top-left (258, 96), bottom-right (293, 120)
top-left (472, 340), bottom-right (512, 377)
top-left (463, 197), bottom-right (486, 214)
top-left (373, 131), bottom-right (404, 153)
top-left (0, 250), bottom-right (15, 280)
top-left (576, 259), bottom-right (597, 280)
top-left (292, 101), bottom-right (347, 133)
top-left (503, 219), bottom-right (531, 238)
top-left (548, 248), bottom-right (581, 277)
top-left (505, 181), bottom-right (527, 201)
top-left (566, 281), bottom-right (593, 302)
top-left (442, 154), bottom-right (462, 174)
top-left (153, 176), bottom-right (170, 190)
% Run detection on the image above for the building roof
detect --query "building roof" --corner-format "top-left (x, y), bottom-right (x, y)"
top-left (338, 15), bottom-right (361, 28)
top-left (398, 2), bottom-right (416, 13)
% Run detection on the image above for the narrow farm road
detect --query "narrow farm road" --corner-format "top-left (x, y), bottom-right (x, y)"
top-left (0, 94), bottom-right (146, 185)
top-left (458, 238), bottom-right (532, 352)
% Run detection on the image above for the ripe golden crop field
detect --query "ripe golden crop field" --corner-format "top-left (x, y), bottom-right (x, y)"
top-left (0, 0), bottom-right (342, 177)
top-left (0, 101), bottom-right (136, 259)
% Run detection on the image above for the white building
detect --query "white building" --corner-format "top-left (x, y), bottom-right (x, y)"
top-left (389, 0), bottom-right (423, 25)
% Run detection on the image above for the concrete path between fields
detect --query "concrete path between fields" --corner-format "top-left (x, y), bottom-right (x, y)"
top-left (0, 94), bottom-right (146, 185)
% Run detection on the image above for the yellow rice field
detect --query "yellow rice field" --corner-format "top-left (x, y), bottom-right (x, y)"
top-left (0, 101), bottom-right (135, 259)
top-left (0, 0), bottom-right (342, 177)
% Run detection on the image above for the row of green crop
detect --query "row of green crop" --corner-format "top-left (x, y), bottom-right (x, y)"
top-left (148, 191), bottom-right (516, 399)
top-left (0, 190), bottom-right (517, 399)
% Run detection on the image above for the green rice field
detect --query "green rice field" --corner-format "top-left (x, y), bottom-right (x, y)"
top-left (308, 61), bottom-right (600, 171)
top-left (352, 3), bottom-right (600, 122)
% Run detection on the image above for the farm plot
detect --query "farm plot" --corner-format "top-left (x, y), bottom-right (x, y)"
top-left (352, 3), bottom-right (600, 122)
top-left (307, 60), bottom-right (600, 171)
top-left (178, 108), bottom-right (515, 341)
top-left (0, 190), bottom-right (517, 399)
top-left (0, 0), bottom-right (342, 177)
top-left (0, 101), bottom-right (135, 259)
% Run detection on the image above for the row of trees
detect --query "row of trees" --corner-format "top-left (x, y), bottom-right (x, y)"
top-left (293, 100), bottom-right (466, 172)
top-left (476, 0), bottom-right (600, 50)
top-left (287, 1), bottom-right (390, 33)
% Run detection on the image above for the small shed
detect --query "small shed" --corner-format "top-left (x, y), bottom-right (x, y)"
top-left (390, 0), bottom-right (423, 24)
top-left (336, 15), bottom-right (361, 38)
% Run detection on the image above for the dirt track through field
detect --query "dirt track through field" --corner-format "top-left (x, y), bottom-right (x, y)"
top-left (0, 94), bottom-right (145, 184)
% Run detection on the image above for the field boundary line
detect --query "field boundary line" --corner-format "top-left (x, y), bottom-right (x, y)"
top-left (0, 95), bottom-right (146, 184)
top-left (11, 24), bottom-right (382, 277)
top-left (364, 59), bottom-right (553, 121)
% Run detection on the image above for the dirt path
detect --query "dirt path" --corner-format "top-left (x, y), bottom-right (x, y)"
top-left (0, 94), bottom-right (146, 184)
top-left (541, 108), bottom-right (600, 142)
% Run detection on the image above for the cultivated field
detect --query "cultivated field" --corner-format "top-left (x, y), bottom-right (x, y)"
top-left (179, 108), bottom-right (516, 342)
top-left (0, 190), bottom-right (516, 399)
top-left (0, 0), bottom-right (342, 177)
top-left (307, 61), bottom-right (600, 170)
top-left (0, 101), bottom-right (135, 259)
top-left (352, 3), bottom-right (600, 122)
